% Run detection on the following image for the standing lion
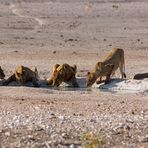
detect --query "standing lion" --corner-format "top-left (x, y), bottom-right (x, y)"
top-left (86, 48), bottom-right (126, 87)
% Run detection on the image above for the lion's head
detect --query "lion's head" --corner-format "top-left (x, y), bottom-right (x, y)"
top-left (52, 64), bottom-right (76, 87)
top-left (15, 65), bottom-right (28, 84)
top-left (52, 65), bottom-right (65, 87)
top-left (86, 72), bottom-right (97, 87)
top-left (86, 62), bottom-right (103, 87)
top-left (0, 66), bottom-right (5, 79)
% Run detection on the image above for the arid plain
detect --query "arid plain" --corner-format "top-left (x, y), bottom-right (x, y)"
top-left (0, 0), bottom-right (148, 147)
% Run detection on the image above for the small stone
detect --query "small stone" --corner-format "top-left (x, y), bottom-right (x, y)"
top-left (90, 119), bottom-right (97, 123)
top-left (112, 5), bottom-right (118, 9)
top-left (120, 101), bottom-right (124, 104)
top-left (72, 51), bottom-right (77, 55)
top-left (58, 115), bottom-right (65, 121)
top-left (131, 110), bottom-right (135, 114)
top-left (45, 142), bottom-right (51, 148)
top-left (70, 144), bottom-right (76, 148)
top-left (53, 51), bottom-right (56, 54)
top-left (113, 125), bottom-right (130, 135)
top-left (5, 132), bottom-right (10, 136)
top-left (139, 135), bottom-right (148, 143)
top-left (61, 133), bottom-right (68, 138)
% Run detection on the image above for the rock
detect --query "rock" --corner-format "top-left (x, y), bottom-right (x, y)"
top-left (5, 132), bottom-right (10, 136)
top-left (53, 51), bottom-right (56, 54)
top-left (139, 135), bottom-right (148, 143)
top-left (113, 124), bottom-right (130, 135)
top-left (45, 142), bottom-right (51, 148)
top-left (137, 39), bottom-right (140, 42)
top-left (70, 144), bottom-right (76, 148)
top-left (58, 115), bottom-right (65, 121)
top-left (90, 119), bottom-right (97, 123)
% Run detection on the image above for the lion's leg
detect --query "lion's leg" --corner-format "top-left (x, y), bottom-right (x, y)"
top-left (119, 63), bottom-right (126, 78)
top-left (47, 64), bottom-right (60, 86)
top-left (96, 77), bottom-right (102, 84)
top-left (119, 55), bottom-right (126, 79)
top-left (47, 79), bottom-right (53, 85)
top-left (105, 74), bottom-right (111, 84)
top-left (3, 74), bottom-right (16, 85)
top-left (71, 76), bottom-right (79, 87)
top-left (105, 65), bottom-right (115, 84)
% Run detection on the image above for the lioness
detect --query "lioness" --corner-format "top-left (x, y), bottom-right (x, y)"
top-left (47, 63), bottom-right (78, 87)
top-left (3, 65), bottom-right (39, 87)
top-left (134, 73), bottom-right (148, 80)
top-left (0, 66), bottom-right (5, 79)
top-left (86, 48), bottom-right (126, 87)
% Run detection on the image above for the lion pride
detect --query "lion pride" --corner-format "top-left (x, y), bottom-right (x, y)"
top-left (86, 48), bottom-right (126, 87)
top-left (3, 65), bottom-right (39, 87)
top-left (47, 63), bottom-right (78, 87)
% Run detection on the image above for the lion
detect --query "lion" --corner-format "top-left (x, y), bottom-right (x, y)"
top-left (0, 66), bottom-right (5, 79)
top-left (86, 48), bottom-right (126, 87)
top-left (47, 63), bottom-right (79, 87)
top-left (3, 65), bottom-right (39, 87)
top-left (134, 73), bottom-right (148, 80)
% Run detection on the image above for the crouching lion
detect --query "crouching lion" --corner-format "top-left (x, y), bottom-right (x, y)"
top-left (47, 63), bottom-right (79, 87)
top-left (3, 65), bottom-right (39, 87)
top-left (0, 66), bottom-right (5, 79)
top-left (86, 48), bottom-right (126, 87)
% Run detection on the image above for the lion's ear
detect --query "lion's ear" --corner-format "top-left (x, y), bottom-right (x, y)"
top-left (20, 65), bottom-right (24, 68)
top-left (96, 62), bottom-right (102, 70)
top-left (62, 64), bottom-right (68, 70)
top-left (53, 64), bottom-right (60, 72)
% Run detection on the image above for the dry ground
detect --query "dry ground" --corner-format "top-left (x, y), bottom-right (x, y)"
top-left (0, 0), bottom-right (148, 147)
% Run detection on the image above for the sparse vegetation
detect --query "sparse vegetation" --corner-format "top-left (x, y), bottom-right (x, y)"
top-left (81, 132), bottom-right (105, 148)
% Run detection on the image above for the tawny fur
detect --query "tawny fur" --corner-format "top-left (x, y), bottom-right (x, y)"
top-left (3, 65), bottom-right (39, 87)
top-left (47, 63), bottom-right (78, 87)
top-left (86, 48), bottom-right (126, 87)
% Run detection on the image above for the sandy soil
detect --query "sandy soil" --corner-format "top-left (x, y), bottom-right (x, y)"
top-left (0, 0), bottom-right (148, 147)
